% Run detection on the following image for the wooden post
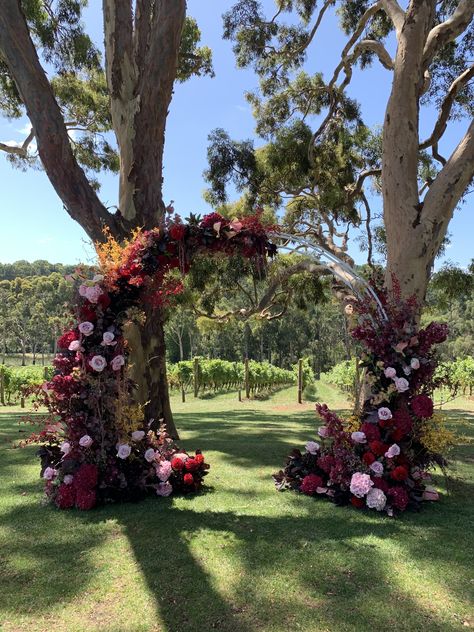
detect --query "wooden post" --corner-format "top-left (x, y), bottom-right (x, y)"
top-left (181, 383), bottom-right (186, 403)
top-left (244, 357), bottom-right (250, 399)
top-left (298, 358), bottom-right (303, 404)
top-left (193, 357), bottom-right (199, 398)
top-left (238, 389), bottom-right (242, 402)
top-left (0, 372), bottom-right (4, 406)
top-left (20, 394), bottom-right (25, 409)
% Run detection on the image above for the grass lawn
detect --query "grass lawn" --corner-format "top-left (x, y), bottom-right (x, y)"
top-left (0, 383), bottom-right (473, 632)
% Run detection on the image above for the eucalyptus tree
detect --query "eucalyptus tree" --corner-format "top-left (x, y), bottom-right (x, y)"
top-left (207, 0), bottom-right (474, 304)
top-left (0, 1), bottom-right (212, 434)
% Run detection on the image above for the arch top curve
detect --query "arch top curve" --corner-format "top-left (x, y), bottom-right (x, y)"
top-left (269, 231), bottom-right (388, 322)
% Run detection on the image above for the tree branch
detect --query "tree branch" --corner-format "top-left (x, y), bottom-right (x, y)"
top-left (420, 64), bottom-right (474, 150)
top-left (423, 118), bottom-right (474, 233)
top-left (423, 0), bottom-right (474, 66)
top-left (0, 0), bottom-right (125, 241)
top-left (0, 127), bottom-right (35, 156)
top-left (380, 0), bottom-right (405, 37)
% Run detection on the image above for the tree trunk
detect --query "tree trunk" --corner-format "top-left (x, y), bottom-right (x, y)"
top-left (124, 306), bottom-right (178, 439)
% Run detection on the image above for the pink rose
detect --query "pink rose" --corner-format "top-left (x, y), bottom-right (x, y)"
top-left (111, 355), bottom-right (125, 371)
top-left (78, 284), bottom-right (88, 297)
top-left (305, 440), bottom-right (320, 454)
top-left (369, 461), bottom-right (384, 476)
top-left (144, 448), bottom-right (156, 463)
top-left (410, 358), bottom-right (420, 370)
top-left (117, 444), bottom-right (131, 459)
top-left (351, 431), bottom-right (366, 444)
top-left (131, 430), bottom-right (145, 442)
top-left (394, 377), bottom-right (409, 392)
top-left (378, 407), bottom-right (392, 421)
top-left (63, 474), bottom-right (74, 485)
top-left (156, 481), bottom-right (173, 497)
top-left (384, 367), bottom-right (397, 379)
top-left (422, 485), bottom-right (439, 501)
top-left (60, 441), bottom-right (71, 455)
top-left (78, 321), bottom-right (94, 336)
top-left (43, 467), bottom-right (57, 481)
top-left (156, 460), bottom-right (172, 481)
top-left (102, 331), bottom-right (116, 346)
top-left (84, 285), bottom-right (103, 304)
top-left (89, 355), bottom-right (107, 372)
top-left (317, 426), bottom-right (330, 438)
top-left (229, 219), bottom-right (243, 232)
top-left (79, 435), bottom-right (93, 448)
top-left (68, 340), bottom-right (83, 352)
top-left (385, 443), bottom-right (401, 458)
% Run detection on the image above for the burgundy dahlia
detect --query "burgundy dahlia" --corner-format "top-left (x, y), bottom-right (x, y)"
top-left (300, 474), bottom-right (324, 495)
top-left (411, 395), bottom-right (434, 419)
top-left (388, 486), bottom-right (409, 511)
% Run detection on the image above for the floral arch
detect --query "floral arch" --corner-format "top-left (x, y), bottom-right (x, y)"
top-left (33, 214), bottom-right (451, 516)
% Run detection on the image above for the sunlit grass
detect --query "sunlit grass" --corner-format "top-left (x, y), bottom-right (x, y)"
top-left (0, 384), bottom-right (473, 631)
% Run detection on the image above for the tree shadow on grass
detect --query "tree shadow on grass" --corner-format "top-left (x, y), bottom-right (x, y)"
top-left (0, 405), bottom-right (473, 631)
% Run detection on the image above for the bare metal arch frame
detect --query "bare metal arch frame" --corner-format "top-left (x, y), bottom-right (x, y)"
top-left (269, 231), bottom-right (388, 322)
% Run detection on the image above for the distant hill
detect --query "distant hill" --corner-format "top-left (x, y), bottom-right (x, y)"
top-left (0, 260), bottom-right (93, 281)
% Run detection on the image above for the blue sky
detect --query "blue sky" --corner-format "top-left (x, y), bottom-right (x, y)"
top-left (0, 0), bottom-right (472, 268)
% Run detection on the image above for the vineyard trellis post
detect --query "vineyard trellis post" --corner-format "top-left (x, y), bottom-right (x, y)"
top-left (297, 359), bottom-right (303, 404)
top-left (244, 357), bottom-right (250, 399)
top-left (193, 357), bottom-right (199, 398)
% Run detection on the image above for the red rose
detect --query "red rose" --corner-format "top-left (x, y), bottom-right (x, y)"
top-left (183, 473), bottom-right (194, 485)
top-left (350, 496), bottom-right (365, 508)
top-left (75, 488), bottom-right (96, 510)
top-left (194, 454), bottom-right (205, 465)
top-left (362, 452), bottom-right (376, 465)
top-left (411, 395), bottom-right (434, 419)
top-left (185, 458), bottom-right (199, 472)
top-left (360, 422), bottom-right (380, 442)
top-left (57, 330), bottom-right (78, 349)
top-left (392, 409), bottom-right (413, 437)
top-left (200, 212), bottom-right (226, 229)
top-left (56, 483), bottom-right (76, 509)
top-left (369, 440), bottom-right (389, 456)
top-left (169, 224), bottom-right (186, 241)
top-left (171, 457), bottom-right (185, 470)
top-left (300, 474), bottom-right (324, 495)
top-left (390, 466), bottom-right (408, 481)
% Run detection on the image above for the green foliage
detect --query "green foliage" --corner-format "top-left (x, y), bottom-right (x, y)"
top-left (0, 364), bottom-right (50, 403)
top-left (167, 358), bottom-right (296, 396)
top-left (435, 357), bottom-right (474, 397)
top-left (322, 359), bottom-right (357, 395)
